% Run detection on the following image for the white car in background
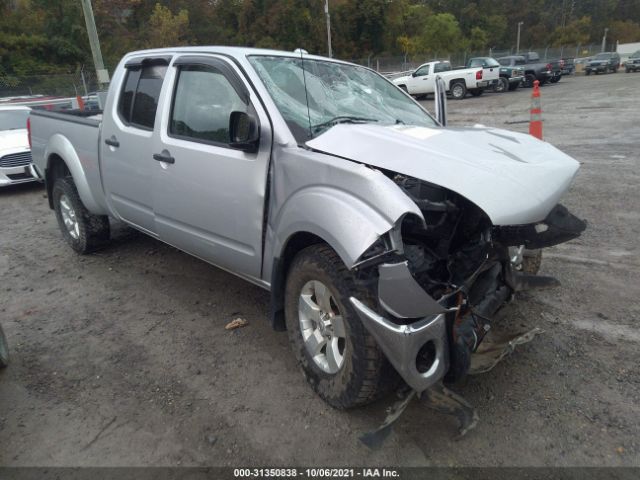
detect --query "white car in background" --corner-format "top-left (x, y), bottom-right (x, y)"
top-left (0, 105), bottom-right (37, 187)
top-left (392, 60), bottom-right (498, 99)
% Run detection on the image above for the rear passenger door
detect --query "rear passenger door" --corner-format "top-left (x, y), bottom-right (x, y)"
top-left (101, 56), bottom-right (170, 234)
top-left (152, 55), bottom-right (272, 279)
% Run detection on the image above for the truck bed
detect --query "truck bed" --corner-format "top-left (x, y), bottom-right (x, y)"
top-left (29, 109), bottom-right (107, 214)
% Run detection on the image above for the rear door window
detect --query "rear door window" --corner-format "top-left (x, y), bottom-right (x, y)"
top-left (118, 64), bottom-right (167, 130)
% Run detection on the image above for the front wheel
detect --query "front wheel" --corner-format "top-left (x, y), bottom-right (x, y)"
top-left (52, 177), bottom-right (110, 254)
top-left (284, 244), bottom-right (398, 409)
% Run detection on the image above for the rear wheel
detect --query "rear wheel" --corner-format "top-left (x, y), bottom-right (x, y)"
top-left (450, 81), bottom-right (467, 100)
top-left (523, 73), bottom-right (536, 87)
top-left (508, 81), bottom-right (520, 91)
top-left (585, 70), bottom-right (591, 76)
top-left (494, 77), bottom-right (509, 93)
top-left (52, 177), bottom-right (110, 254)
top-left (284, 244), bottom-right (398, 409)
top-left (550, 74), bottom-right (561, 83)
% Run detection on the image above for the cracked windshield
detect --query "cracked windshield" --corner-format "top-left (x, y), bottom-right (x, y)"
top-left (249, 55), bottom-right (437, 143)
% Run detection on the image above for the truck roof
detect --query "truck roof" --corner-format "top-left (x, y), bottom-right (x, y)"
top-left (121, 46), bottom-right (352, 66)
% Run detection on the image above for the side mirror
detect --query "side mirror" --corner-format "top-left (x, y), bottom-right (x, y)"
top-left (229, 111), bottom-right (260, 153)
top-left (434, 75), bottom-right (447, 127)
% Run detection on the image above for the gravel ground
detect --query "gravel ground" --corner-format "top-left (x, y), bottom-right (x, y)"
top-left (0, 72), bottom-right (639, 467)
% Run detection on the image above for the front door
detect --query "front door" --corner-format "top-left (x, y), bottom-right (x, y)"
top-left (101, 57), bottom-right (170, 234)
top-left (152, 55), bottom-right (272, 279)
top-left (407, 64), bottom-right (433, 95)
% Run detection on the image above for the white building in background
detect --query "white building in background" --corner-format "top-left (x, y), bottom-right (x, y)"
top-left (617, 41), bottom-right (640, 60)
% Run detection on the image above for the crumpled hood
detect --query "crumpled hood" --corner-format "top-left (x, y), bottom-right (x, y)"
top-left (306, 124), bottom-right (580, 225)
top-left (0, 129), bottom-right (29, 155)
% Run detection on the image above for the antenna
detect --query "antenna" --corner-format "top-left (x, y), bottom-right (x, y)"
top-left (298, 48), bottom-right (313, 139)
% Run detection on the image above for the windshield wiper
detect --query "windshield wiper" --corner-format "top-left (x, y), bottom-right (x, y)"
top-left (311, 116), bottom-right (378, 132)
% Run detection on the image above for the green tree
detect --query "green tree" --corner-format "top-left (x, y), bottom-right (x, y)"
top-left (610, 20), bottom-right (640, 44)
top-left (420, 13), bottom-right (465, 54)
top-left (145, 3), bottom-right (190, 48)
top-left (550, 16), bottom-right (592, 46)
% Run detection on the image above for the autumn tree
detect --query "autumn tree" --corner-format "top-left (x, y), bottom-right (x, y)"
top-left (145, 3), bottom-right (190, 48)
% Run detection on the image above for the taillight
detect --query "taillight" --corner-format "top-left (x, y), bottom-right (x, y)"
top-left (546, 63), bottom-right (552, 71)
top-left (27, 117), bottom-right (32, 148)
top-left (476, 69), bottom-right (483, 80)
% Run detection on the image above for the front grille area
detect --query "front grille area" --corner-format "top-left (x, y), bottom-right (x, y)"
top-left (0, 151), bottom-right (32, 168)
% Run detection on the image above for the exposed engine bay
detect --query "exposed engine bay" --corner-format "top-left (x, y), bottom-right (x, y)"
top-left (355, 172), bottom-right (587, 384)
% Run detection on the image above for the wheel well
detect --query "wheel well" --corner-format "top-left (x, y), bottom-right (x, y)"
top-left (449, 78), bottom-right (465, 87)
top-left (45, 154), bottom-right (70, 209)
top-left (269, 232), bottom-right (327, 331)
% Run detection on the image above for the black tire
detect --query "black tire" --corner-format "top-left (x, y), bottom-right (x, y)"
top-left (52, 176), bottom-right (110, 254)
top-left (523, 73), bottom-right (536, 87)
top-left (508, 81), bottom-right (520, 91)
top-left (493, 77), bottom-right (509, 93)
top-left (450, 81), bottom-right (467, 100)
top-left (585, 70), bottom-right (591, 76)
top-left (470, 88), bottom-right (484, 97)
top-left (0, 325), bottom-right (9, 368)
top-left (284, 244), bottom-right (398, 409)
top-left (626, 68), bottom-right (631, 73)
top-left (522, 249), bottom-right (543, 275)
top-left (550, 74), bottom-right (561, 83)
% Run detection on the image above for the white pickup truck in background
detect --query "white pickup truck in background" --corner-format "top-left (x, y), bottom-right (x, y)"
top-left (392, 60), bottom-right (499, 99)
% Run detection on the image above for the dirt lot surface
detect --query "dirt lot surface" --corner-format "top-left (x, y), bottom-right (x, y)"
top-left (1, 72), bottom-right (639, 467)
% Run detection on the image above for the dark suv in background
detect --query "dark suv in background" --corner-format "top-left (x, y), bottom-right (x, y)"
top-left (624, 51), bottom-right (640, 73)
top-left (585, 52), bottom-right (621, 74)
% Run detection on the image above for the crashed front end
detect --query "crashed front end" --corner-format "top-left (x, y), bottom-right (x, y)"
top-left (348, 175), bottom-right (586, 393)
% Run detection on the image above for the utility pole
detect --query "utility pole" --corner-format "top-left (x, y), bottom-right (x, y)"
top-left (601, 28), bottom-right (609, 52)
top-left (80, 0), bottom-right (109, 88)
top-left (516, 22), bottom-right (524, 54)
top-left (324, 0), bottom-right (332, 58)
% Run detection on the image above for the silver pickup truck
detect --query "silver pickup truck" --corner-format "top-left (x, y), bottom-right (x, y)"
top-left (29, 46), bottom-right (585, 409)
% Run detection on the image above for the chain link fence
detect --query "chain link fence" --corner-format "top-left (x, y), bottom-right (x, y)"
top-left (0, 67), bottom-right (106, 101)
top-left (349, 43), bottom-right (608, 73)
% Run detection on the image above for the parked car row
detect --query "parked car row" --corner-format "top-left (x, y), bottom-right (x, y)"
top-left (391, 52), bottom-right (564, 100)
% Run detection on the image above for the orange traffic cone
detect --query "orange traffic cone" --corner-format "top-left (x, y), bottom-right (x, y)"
top-left (529, 80), bottom-right (543, 140)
